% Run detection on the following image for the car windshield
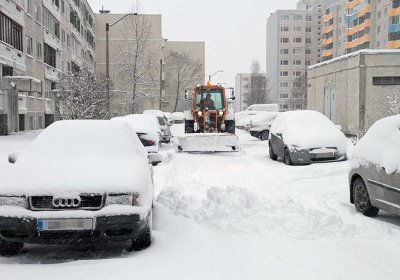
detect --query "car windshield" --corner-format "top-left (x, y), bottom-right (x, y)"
top-left (157, 116), bottom-right (166, 126)
top-left (196, 89), bottom-right (224, 110)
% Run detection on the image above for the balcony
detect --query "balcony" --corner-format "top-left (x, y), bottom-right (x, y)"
top-left (389, 7), bottom-right (400, 17)
top-left (345, 0), bottom-right (362, 10)
top-left (18, 94), bottom-right (27, 114)
top-left (0, 92), bottom-right (4, 111)
top-left (344, 34), bottom-right (371, 49)
top-left (0, 42), bottom-right (26, 73)
top-left (44, 64), bottom-right (59, 82)
top-left (388, 40), bottom-right (400, 49)
top-left (43, 0), bottom-right (61, 22)
top-left (43, 29), bottom-right (61, 50)
top-left (323, 13), bottom-right (334, 23)
top-left (344, 19), bottom-right (371, 36)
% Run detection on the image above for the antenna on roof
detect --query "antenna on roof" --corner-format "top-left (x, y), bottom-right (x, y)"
top-left (99, 5), bottom-right (110, 14)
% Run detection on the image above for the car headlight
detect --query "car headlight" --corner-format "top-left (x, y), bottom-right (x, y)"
top-left (198, 111), bottom-right (203, 116)
top-left (0, 196), bottom-right (27, 208)
top-left (218, 110), bottom-right (224, 116)
top-left (106, 193), bottom-right (140, 206)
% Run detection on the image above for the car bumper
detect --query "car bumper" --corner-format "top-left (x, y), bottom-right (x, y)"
top-left (0, 212), bottom-right (151, 245)
top-left (289, 149), bottom-right (347, 165)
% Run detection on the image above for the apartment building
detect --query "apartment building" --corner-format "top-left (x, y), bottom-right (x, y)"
top-left (0, 0), bottom-right (96, 135)
top-left (234, 73), bottom-right (251, 112)
top-left (266, 0), bottom-right (323, 112)
top-left (322, 0), bottom-right (399, 62)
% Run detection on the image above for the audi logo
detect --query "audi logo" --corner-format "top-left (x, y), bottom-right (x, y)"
top-left (52, 197), bottom-right (81, 208)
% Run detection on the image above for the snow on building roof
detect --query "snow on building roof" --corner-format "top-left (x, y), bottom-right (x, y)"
top-left (308, 49), bottom-right (400, 70)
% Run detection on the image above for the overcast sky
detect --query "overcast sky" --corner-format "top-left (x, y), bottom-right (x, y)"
top-left (88, 0), bottom-right (299, 86)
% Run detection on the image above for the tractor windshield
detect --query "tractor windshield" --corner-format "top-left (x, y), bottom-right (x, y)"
top-left (196, 89), bottom-right (224, 111)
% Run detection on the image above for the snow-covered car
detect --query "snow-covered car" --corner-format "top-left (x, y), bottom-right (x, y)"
top-left (249, 112), bottom-right (280, 141)
top-left (235, 104), bottom-right (279, 129)
top-left (269, 110), bottom-right (347, 165)
top-left (163, 112), bottom-right (173, 126)
top-left (349, 115), bottom-right (400, 217)
top-left (0, 120), bottom-right (154, 256)
top-left (112, 115), bottom-right (162, 165)
top-left (172, 112), bottom-right (185, 124)
top-left (246, 104), bottom-right (279, 112)
top-left (143, 110), bottom-right (171, 143)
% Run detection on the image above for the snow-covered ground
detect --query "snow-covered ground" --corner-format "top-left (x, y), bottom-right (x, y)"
top-left (1, 126), bottom-right (400, 280)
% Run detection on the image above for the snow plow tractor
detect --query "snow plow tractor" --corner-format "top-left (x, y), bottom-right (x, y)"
top-left (177, 83), bottom-right (239, 152)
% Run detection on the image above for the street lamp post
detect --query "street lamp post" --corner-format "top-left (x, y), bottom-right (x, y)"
top-left (208, 70), bottom-right (224, 83)
top-left (106, 13), bottom-right (137, 115)
top-left (159, 52), bottom-right (180, 110)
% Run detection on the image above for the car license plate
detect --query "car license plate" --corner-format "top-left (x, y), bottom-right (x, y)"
top-left (37, 219), bottom-right (94, 231)
top-left (314, 152), bottom-right (334, 159)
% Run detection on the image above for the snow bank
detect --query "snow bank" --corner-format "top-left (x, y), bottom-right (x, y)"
top-left (157, 186), bottom-right (355, 238)
top-left (270, 110), bottom-right (347, 153)
top-left (353, 115), bottom-right (400, 174)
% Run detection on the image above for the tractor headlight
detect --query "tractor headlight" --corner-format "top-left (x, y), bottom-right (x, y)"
top-left (198, 111), bottom-right (203, 116)
top-left (106, 193), bottom-right (140, 206)
top-left (0, 196), bottom-right (27, 208)
top-left (218, 110), bottom-right (224, 116)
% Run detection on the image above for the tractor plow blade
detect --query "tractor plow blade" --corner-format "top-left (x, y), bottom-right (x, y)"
top-left (177, 133), bottom-right (240, 152)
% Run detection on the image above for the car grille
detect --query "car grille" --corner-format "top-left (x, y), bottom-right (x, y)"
top-left (29, 194), bottom-right (104, 211)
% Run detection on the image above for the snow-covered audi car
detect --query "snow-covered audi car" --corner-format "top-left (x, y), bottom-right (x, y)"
top-left (349, 115), bottom-right (400, 217)
top-left (269, 110), bottom-right (347, 165)
top-left (0, 120), bottom-right (154, 256)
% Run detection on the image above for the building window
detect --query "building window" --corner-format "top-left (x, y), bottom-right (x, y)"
top-left (306, 27), bottom-right (312, 32)
top-left (293, 60), bottom-right (302, 66)
top-left (293, 48), bottom-right (302, 54)
top-left (281, 38), bottom-right (289, 43)
top-left (280, 49), bottom-right (289, 54)
top-left (306, 15), bottom-right (312, 21)
top-left (70, 6), bottom-right (81, 32)
top-left (281, 15), bottom-right (289, 21)
top-left (293, 71), bottom-right (302, 77)
top-left (280, 60), bottom-right (289, 65)
top-left (44, 43), bottom-right (56, 68)
top-left (294, 26), bottom-right (302, 32)
top-left (36, 41), bottom-right (42, 60)
top-left (43, 7), bottom-right (60, 39)
top-left (35, 4), bottom-right (42, 23)
top-left (373, 76), bottom-right (400, 85)
top-left (306, 49), bottom-right (311, 54)
top-left (0, 12), bottom-right (23, 51)
top-left (306, 38), bottom-right (311, 43)
top-left (280, 71), bottom-right (289, 77)
top-left (26, 36), bottom-right (33, 55)
top-left (280, 104), bottom-right (289, 110)
top-left (26, 0), bottom-right (33, 15)
top-left (280, 93), bottom-right (289, 99)
top-left (66, 34), bottom-right (70, 47)
top-left (280, 82), bottom-right (289, 88)
top-left (281, 27), bottom-right (289, 32)
top-left (294, 15), bottom-right (303, 21)
top-left (293, 38), bottom-right (302, 43)
top-left (61, 0), bottom-right (65, 14)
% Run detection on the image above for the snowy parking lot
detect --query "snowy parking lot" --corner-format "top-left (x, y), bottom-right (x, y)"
top-left (1, 125), bottom-right (400, 280)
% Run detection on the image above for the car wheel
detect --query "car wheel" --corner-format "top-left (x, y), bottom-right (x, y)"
top-left (353, 179), bottom-right (379, 217)
top-left (284, 149), bottom-right (293, 166)
top-left (0, 238), bottom-right (23, 256)
top-left (269, 144), bottom-right (277, 161)
top-left (260, 131), bottom-right (269, 141)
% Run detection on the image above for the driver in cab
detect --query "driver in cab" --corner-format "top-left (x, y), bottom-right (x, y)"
top-left (199, 93), bottom-right (215, 110)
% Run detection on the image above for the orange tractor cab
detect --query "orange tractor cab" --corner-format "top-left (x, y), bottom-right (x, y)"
top-left (177, 82), bottom-right (239, 152)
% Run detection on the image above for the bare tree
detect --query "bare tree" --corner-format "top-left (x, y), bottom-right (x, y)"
top-left (291, 73), bottom-right (307, 110)
top-left (245, 59), bottom-right (268, 107)
top-left (117, 1), bottom-right (158, 113)
top-left (56, 66), bottom-right (110, 120)
top-left (165, 52), bottom-right (202, 112)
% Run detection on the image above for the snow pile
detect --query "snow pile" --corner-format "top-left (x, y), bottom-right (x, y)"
top-left (157, 186), bottom-right (363, 238)
top-left (353, 115), bottom-right (400, 173)
top-left (270, 110), bottom-right (347, 153)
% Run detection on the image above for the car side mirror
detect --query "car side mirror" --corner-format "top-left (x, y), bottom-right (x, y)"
top-left (148, 153), bottom-right (162, 166)
top-left (185, 90), bottom-right (192, 100)
top-left (8, 153), bottom-right (18, 164)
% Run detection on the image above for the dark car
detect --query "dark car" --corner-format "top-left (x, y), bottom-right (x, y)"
top-left (268, 110), bottom-right (347, 165)
top-left (349, 115), bottom-right (400, 217)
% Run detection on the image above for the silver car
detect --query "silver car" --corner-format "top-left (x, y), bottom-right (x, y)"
top-left (349, 115), bottom-right (400, 217)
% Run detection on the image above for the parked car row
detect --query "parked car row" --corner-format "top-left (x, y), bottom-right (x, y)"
top-left (241, 109), bottom-right (400, 220)
top-left (0, 109), bottom-right (181, 256)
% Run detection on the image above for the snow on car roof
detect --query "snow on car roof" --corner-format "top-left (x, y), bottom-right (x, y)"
top-left (353, 115), bottom-right (400, 174)
top-left (112, 115), bottom-right (159, 134)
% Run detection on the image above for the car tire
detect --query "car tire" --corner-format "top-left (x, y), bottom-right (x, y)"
top-left (284, 148), bottom-right (293, 166)
top-left (260, 131), bottom-right (269, 141)
top-left (269, 144), bottom-right (278, 161)
top-left (353, 179), bottom-right (379, 217)
top-left (0, 238), bottom-right (23, 256)
top-left (131, 213), bottom-right (152, 251)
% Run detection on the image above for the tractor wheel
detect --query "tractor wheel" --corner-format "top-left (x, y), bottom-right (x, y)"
top-left (225, 120), bottom-right (236, 134)
top-left (185, 120), bottom-right (195, 134)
